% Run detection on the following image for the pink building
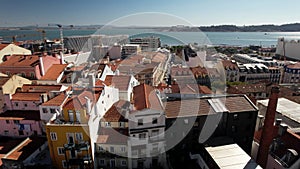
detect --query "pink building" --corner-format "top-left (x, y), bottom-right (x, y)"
top-left (0, 110), bottom-right (42, 137)
top-left (0, 54), bottom-right (60, 80)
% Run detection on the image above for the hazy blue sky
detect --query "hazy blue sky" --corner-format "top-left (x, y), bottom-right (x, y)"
top-left (1, 0), bottom-right (299, 27)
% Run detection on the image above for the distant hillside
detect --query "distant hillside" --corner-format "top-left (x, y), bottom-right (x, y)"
top-left (199, 23), bottom-right (300, 32)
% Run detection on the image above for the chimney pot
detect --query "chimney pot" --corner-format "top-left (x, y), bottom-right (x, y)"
top-left (278, 123), bottom-right (288, 136)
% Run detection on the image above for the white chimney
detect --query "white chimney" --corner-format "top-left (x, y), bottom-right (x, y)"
top-left (85, 96), bottom-right (91, 114)
top-left (39, 55), bottom-right (45, 76)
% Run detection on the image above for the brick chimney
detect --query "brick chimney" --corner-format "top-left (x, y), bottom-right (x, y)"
top-left (257, 86), bottom-right (280, 168)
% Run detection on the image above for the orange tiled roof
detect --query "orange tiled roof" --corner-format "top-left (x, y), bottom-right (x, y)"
top-left (40, 64), bottom-right (67, 80)
top-left (0, 55), bottom-right (39, 67)
top-left (104, 75), bottom-right (131, 91)
top-left (11, 92), bottom-right (44, 101)
top-left (3, 137), bottom-right (47, 161)
top-left (222, 60), bottom-right (239, 70)
top-left (133, 84), bottom-right (163, 111)
top-left (0, 44), bottom-right (9, 50)
top-left (42, 93), bottom-right (67, 106)
top-left (102, 100), bottom-right (130, 122)
top-left (22, 84), bottom-right (62, 92)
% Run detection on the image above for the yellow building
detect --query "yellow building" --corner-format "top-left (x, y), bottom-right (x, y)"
top-left (46, 89), bottom-right (95, 169)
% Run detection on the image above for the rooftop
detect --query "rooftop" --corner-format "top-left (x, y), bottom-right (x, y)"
top-left (21, 84), bottom-right (63, 92)
top-left (0, 55), bottom-right (39, 67)
top-left (133, 84), bottom-right (163, 111)
top-left (0, 110), bottom-right (40, 121)
top-left (42, 93), bottom-right (67, 106)
top-left (205, 144), bottom-right (262, 169)
top-left (102, 100), bottom-right (130, 122)
top-left (0, 44), bottom-right (9, 50)
top-left (165, 95), bottom-right (257, 118)
top-left (11, 92), bottom-right (44, 101)
top-left (40, 64), bottom-right (68, 80)
top-left (104, 75), bottom-right (132, 91)
top-left (257, 98), bottom-right (300, 127)
top-left (2, 136), bottom-right (47, 161)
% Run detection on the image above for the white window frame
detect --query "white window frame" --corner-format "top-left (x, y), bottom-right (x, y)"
top-left (99, 159), bottom-right (105, 166)
top-left (57, 147), bottom-right (64, 155)
top-left (50, 132), bottom-right (57, 141)
top-left (120, 147), bottom-right (126, 152)
top-left (62, 160), bottom-right (67, 168)
top-left (75, 132), bottom-right (83, 141)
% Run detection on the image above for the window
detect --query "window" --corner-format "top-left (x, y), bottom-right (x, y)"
top-left (152, 117), bottom-right (158, 124)
top-left (138, 119), bottom-right (143, 126)
top-left (24, 103), bottom-right (27, 107)
top-left (5, 120), bottom-right (9, 124)
top-left (121, 160), bottom-right (127, 166)
top-left (13, 120), bottom-right (20, 124)
top-left (233, 114), bottom-right (239, 120)
top-left (75, 133), bottom-right (83, 142)
top-left (21, 72), bottom-right (26, 77)
top-left (152, 129), bottom-right (159, 137)
top-left (50, 132), bottom-right (57, 141)
top-left (4, 130), bottom-right (9, 135)
top-left (120, 147), bottom-right (126, 152)
top-left (66, 133), bottom-right (74, 144)
top-left (99, 146), bottom-right (105, 152)
top-left (110, 146), bottom-right (114, 153)
top-left (68, 110), bottom-right (74, 122)
top-left (99, 159), bottom-right (105, 166)
top-left (15, 102), bottom-right (19, 107)
top-left (62, 160), bottom-right (67, 168)
top-left (105, 122), bottom-right (111, 127)
top-left (42, 108), bottom-right (48, 114)
top-left (139, 133), bottom-right (146, 140)
top-left (19, 130), bottom-right (24, 135)
top-left (57, 147), bottom-right (64, 155)
top-left (184, 119), bottom-right (189, 124)
top-left (50, 109), bottom-right (56, 114)
top-left (119, 122), bottom-right (125, 128)
top-left (30, 72), bottom-right (35, 78)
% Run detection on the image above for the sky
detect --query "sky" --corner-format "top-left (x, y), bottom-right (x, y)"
top-left (1, 0), bottom-right (300, 27)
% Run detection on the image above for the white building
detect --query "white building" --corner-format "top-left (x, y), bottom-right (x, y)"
top-left (104, 75), bottom-right (139, 101)
top-left (276, 38), bottom-right (300, 61)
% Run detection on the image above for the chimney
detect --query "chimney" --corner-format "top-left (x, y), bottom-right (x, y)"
top-left (257, 86), bottom-right (280, 168)
top-left (39, 55), bottom-right (45, 76)
top-left (88, 74), bottom-right (95, 87)
top-left (60, 51), bottom-right (64, 64)
top-left (85, 96), bottom-right (91, 114)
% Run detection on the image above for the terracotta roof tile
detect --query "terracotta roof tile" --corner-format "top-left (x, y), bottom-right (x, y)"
top-left (133, 84), bottom-right (163, 111)
top-left (40, 64), bottom-right (67, 80)
top-left (3, 136), bottom-right (47, 161)
top-left (42, 93), bottom-right (67, 106)
top-left (102, 100), bottom-right (130, 122)
top-left (11, 92), bottom-right (44, 101)
top-left (0, 55), bottom-right (39, 67)
top-left (104, 75), bottom-right (131, 91)
top-left (0, 44), bottom-right (9, 51)
top-left (22, 84), bottom-right (62, 92)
